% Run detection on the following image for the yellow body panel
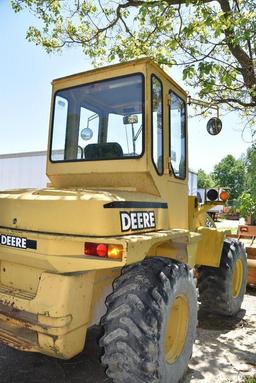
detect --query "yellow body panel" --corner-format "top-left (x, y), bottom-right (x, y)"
top-left (0, 188), bottom-right (169, 236)
top-left (0, 59), bottom-right (225, 359)
top-left (195, 227), bottom-right (225, 267)
top-left (0, 270), bottom-right (95, 358)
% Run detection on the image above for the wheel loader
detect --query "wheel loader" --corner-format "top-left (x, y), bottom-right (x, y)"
top-left (0, 58), bottom-right (247, 383)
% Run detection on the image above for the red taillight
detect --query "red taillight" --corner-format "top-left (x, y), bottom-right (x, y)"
top-left (84, 242), bottom-right (123, 259)
top-left (96, 243), bottom-right (108, 257)
top-left (84, 242), bottom-right (97, 256)
top-left (84, 242), bottom-right (107, 257)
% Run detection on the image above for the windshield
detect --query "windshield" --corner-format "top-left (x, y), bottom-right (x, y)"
top-left (50, 74), bottom-right (144, 162)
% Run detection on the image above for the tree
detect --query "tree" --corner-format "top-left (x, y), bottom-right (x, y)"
top-left (197, 169), bottom-right (215, 188)
top-left (237, 145), bottom-right (256, 221)
top-left (212, 154), bottom-right (245, 199)
top-left (244, 145), bottom-right (256, 197)
top-left (10, 0), bottom-right (256, 129)
top-left (238, 192), bottom-right (256, 221)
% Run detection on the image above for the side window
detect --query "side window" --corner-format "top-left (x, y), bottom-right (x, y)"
top-left (170, 92), bottom-right (186, 179)
top-left (151, 75), bottom-right (163, 175)
top-left (51, 96), bottom-right (68, 161)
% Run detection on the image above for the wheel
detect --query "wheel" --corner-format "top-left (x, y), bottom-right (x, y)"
top-left (100, 257), bottom-right (197, 383)
top-left (197, 238), bottom-right (247, 316)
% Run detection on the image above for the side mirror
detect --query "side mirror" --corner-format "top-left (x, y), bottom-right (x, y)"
top-left (123, 115), bottom-right (138, 125)
top-left (206, 117), bottom-right (222, 135)
top-left (80, 127), bottom-right (93, 141)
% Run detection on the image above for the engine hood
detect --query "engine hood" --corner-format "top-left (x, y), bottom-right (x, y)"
top-left (0, 188), bottom-right (169, 236)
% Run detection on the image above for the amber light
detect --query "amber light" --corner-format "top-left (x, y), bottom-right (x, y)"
top-left (84, 242), bottom-right (123, 260)
top-left (108, 244), bottom-right (123, 259)
top-left (220, 190), bottom-right (229, 202)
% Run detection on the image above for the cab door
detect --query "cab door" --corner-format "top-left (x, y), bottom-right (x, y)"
top-left (167, 89), bottom-right (188, 229)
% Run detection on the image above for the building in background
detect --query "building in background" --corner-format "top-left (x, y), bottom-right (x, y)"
top-left (0, 151), bottom-right (49, 190)
top-left (0, 151), bottom-right (198, 192)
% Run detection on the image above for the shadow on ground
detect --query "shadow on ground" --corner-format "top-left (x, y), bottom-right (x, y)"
top-left (198, 308), bottom-right (247, 331)
top-left (185, 291), bottom-right (256, 382)
top-left (247, 286), bottom-right (256, 296)
top-left (0, 327), bottom-right (111, 383)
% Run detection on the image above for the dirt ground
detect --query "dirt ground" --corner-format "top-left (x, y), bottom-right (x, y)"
top-left (0, 289), bottom-right (255, 383)
top-left (184, 288), bottom-right (256, 383)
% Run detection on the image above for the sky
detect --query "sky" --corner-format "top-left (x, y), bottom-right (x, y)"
top-left (0, 0), bottom-right (252, 173)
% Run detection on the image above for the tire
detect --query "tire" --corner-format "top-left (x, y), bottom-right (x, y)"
top-left (197, 238), bottom-right (247, 316)
top-left (100, 257), bottom-right (198, 383)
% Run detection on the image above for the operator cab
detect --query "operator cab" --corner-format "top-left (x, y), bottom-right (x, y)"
top-left (47, 58), bottom-right (188, 228)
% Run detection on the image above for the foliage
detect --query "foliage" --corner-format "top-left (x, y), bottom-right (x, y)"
top-left (212, 154), bottom-right (245, 199)
top-left (238, 192), bottom-right (256, 219)
top-left (244, 145), bottom-right (256, 197)
top-left (197, 169), bottom-right (215, 188)
top-left (10, 0), bottom-right (256, 129)
top-left (241, 377), bottom-right (256, 383)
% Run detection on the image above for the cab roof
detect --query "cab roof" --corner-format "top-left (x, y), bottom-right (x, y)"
top-left (52, 57), bottom-right (187, 97)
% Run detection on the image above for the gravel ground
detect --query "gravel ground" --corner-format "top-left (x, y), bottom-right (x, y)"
top-left (185, 288), bottom-right (256, 383)
top-left (0, 289), bottom-right (255, 383)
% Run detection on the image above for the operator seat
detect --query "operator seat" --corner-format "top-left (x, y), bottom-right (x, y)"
top-left (84, 142), bottom-right (123, 160)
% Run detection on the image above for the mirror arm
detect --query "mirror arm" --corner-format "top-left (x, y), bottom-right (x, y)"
top-left (187, 96), bottom-right (220, 119)
top-left (134, 125), bottom-right (142, 142)
top-left (87, 113), bottom-right (98, 128)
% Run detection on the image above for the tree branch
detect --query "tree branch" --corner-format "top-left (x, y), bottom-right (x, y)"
top-left (218, 0), bottom-right (256, 101)
top-left (214, 97), bottom-right (256, 107)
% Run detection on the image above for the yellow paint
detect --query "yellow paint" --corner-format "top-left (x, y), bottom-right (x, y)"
top-left (0, 58), bottom-right (226, 359)
top-left (195, 227), bottom-right (225, 267)
top-left (232, 259), bottom-right (243, 297)
top-left (0, 261), bottom-right (42, 294)
top-left (165, 295), bottom-right (189, 363)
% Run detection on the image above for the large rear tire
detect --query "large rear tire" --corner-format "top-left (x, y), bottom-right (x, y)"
top-left (100, 257), bottom-right (197, 383)
top-left (197, 238), bottom-right (247, 316)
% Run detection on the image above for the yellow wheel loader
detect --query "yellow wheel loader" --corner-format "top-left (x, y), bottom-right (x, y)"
top-left (0, 59), bottom-right (247, 383)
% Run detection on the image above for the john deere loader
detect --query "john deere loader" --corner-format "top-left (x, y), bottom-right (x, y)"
top-left (0, 59), bottom-right (247, 383)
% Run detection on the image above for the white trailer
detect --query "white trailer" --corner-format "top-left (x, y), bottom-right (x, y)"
top-left (0, 151), bottom-right (49, 190)
top-left (0, 151), bottom-right (197, 193)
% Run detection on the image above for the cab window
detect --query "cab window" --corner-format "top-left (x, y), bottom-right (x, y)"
top-left (151, 75), bottom-right (163, 175)
top-left (51, 74), bottom-right (144, 162)
top-left (169, 92), bottom-right (186, 179)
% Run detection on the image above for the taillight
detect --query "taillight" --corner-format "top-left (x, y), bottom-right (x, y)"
top-left (96, 243), bottom-right (108, 257)
top-left (84, 242), bottom-right (123, 260)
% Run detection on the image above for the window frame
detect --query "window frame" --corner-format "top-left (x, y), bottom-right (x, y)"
top-left (49, 72), bottom-right (145, 163)
top-left (169, 90), bottom-right (187, 180)
top-left (151, 74), bottom-right (164, 176)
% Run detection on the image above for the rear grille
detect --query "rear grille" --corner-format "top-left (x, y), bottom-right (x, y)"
top-left (0, 283), bottom-right (36, 300)
top-left (0, 320), bottom-right (38, 350)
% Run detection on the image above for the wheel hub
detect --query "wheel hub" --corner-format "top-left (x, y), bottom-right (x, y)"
top-left (232, 258), bottom-right (243, 298)
top-left (164, 295), bottom-right (189, 363)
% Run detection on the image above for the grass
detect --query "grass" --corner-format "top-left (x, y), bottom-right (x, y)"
top-left (215, 220), bottom-right (239, 235)
top-left (242, 378), bottom-right (256, 383)
top-left (221, 226), bottom-right (238, 235)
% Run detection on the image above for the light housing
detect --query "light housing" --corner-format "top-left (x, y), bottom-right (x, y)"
top-left (219, 190), bottom-right (229, 202)
top-left (197, 188), bottom-right (230, 204)
top-left (206, 189), bottom-right (219, 201)
top-left (84, 242), bottom-right (123, 260)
